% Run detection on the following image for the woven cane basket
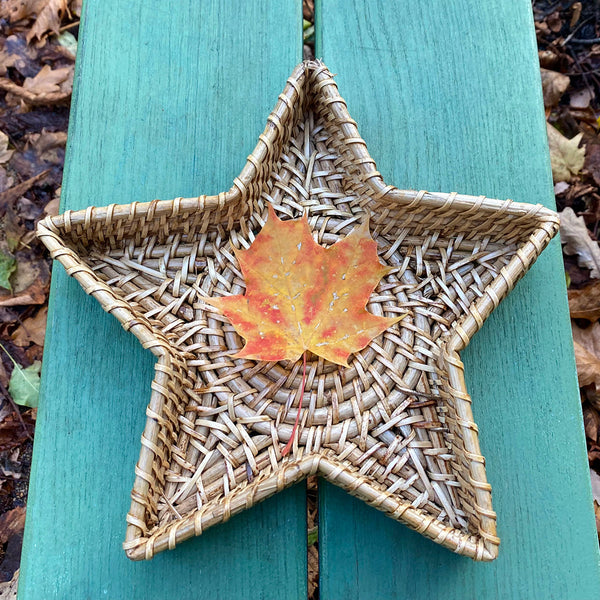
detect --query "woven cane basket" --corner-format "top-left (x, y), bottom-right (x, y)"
top-left (37, 61), bottom-right (559, 562)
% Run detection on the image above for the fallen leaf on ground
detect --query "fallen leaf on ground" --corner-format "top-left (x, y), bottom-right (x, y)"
top-left (554, 181), bottom-right (570, 195)
top-left (0, 254), bottom-right (49, 307)
top-left (8, 360), bottom-right (40, 408)
top-left (69, 0), bottom-right (81, 16)
top-left (548, 124), bottom-right (586, 182)
top-left (0, 506), bottom-right (25, 545)
top-left (0, 0), bottom-right (43, 21)
top-left (591, 468), bottom-right (600, 503)
top-left (0, 132), bottom-right (13, 165)
top-left (584, 404), bottom-right (600, 440)
top-left (23, 64), bottom-right (72, 96)
top-left (571, 88), bottom-right (593, 109)
top-left (591, 469), bottom-right (600, 536)
top-left (585, 143), bottom-right (600, 187)
top-left (569, 281), bottom-right (600, 321)
top-left (572, 322), bottom-right (600, 391)
top-left (204, 205), bottom-right (403, 366)
top-left (43, 195), bottom-right (59, 216)
top-left (0, 507), bottom-right (25, 586)
top-left (11, 307), bottom-right (47, 347)
top-left (0, 360), bottom-right (8, 389)
top-left (541, 68), bottom-right (570, 108)
top-left (0, 568), bottom-right (18, 600)
top-left (25, 0), bottom-right (69, 42)
top-left (560, 207), bottom-right (600, 278)
top-left (0, 76), bottom-right (71, 106)
top-left (27, 129), bottom-right (67, 158)
top-left (0, 61), bottom-right (73, 107)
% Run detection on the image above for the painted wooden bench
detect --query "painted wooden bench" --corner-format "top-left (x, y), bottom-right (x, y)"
top-left (18, 0), bottom-right (600, 598)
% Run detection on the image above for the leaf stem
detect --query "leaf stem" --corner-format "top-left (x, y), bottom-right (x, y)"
top-left (282, 351), bottom-right (307, 457)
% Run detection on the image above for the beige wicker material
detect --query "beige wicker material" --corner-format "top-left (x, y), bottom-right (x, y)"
top-left (37, 60), bottom-right (559, 562)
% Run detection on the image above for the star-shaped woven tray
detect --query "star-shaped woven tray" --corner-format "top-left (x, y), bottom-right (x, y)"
top-left (38, 61), bottom-right (559, 562)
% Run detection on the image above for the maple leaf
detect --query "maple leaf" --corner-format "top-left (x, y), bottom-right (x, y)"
top-left (204, 205), bottom-right (403, 368)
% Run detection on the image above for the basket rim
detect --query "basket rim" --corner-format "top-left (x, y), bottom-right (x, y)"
top-left (36, 59), bottom-right (560, 563)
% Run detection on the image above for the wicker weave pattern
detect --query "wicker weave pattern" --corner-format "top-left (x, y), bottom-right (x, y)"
top-left (37, 61), bottom-right (558, 562)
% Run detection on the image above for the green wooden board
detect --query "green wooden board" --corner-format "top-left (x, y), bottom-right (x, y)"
top-left (18, 1), bottom-right (306, 598)
top-left (316, 1), bottom-right (600, 598)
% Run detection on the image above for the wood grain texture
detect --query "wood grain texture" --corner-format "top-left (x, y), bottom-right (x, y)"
top-left (317, 1), bottom-right (600, 598)
top-left (18, 1), bottom-right (305, 598)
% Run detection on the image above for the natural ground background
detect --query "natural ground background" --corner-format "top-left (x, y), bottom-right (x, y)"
top-left (0, 1), bottom-right (598, 598)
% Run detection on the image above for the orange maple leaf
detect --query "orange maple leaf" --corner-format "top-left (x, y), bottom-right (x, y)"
top-left (205, 205), bottom-right (402, 367)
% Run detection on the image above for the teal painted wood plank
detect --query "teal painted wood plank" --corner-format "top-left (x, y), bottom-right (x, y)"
top-left (18, 1), bottom-right (305, 599)
top-left (317, 1), bottom-right (600, 598)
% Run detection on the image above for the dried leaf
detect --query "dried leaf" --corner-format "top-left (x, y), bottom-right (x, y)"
top-left (571, 2), bottom-right (582, 27)
top-left (554, 181), bottom-right (569, 195)
top-left (205, 206), bottom-right (403, 366)
top-left (569, 281), bottom-right (600, 321)
top-left (560, 207), bottom-right (600, 278)
top-left (576, 340), bottom-right (600, 389)
top-left (28, 128), bottom-right (67, 157)
top-left (11, 307), bottom-right (47, 347)
top-left (0, 132), bottom-right (13, 165)
top-left (43, 195), bottom-right (59, 216)
top-left (584, 405), bottom-right (600, 440)
top-left (572, 322), bottom-right (600, 390)
top-left (585, 143), bottom-right (600, 187)
top-left (0, 506), bottom-right (25, 545)
top-left (0, 360), bottom-right (9, 389)
top-left (592, 470), bottom-right (600, 505)
top-left (22, 64), bottom-right (72, 96)
top-left (541, 68), bottom-right (570, 108)
top-left (69, 0), bottom-right (81, 16)
top-left (0, 569), bottom-right (19, 600)
top-left (570, 88), bottom-right (592, 109)
top-left (0, 0), bottom-right (47, 21)
top-left (547, 124), bottom-right (585, 182)
top-left (26, 0), bottom-right (69, 42)
top-left (8, 360), bottom-right (40, 408)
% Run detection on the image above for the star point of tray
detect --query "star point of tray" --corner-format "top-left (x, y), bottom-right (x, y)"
top-left (37, 60), bottom-right (559, 562)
